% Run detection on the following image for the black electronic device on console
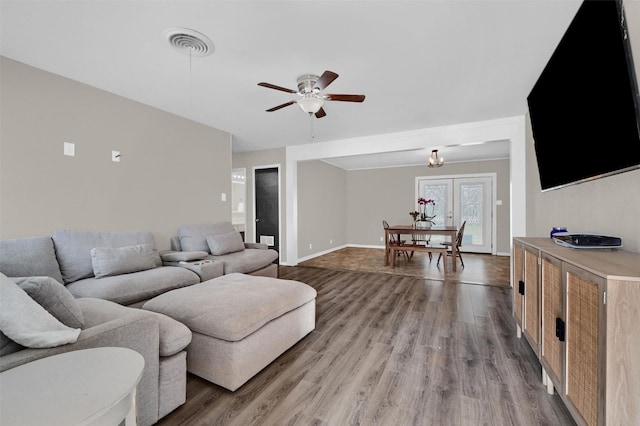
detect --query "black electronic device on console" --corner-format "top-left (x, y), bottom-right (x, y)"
top-left (553, 233), bottom-right (623, 249)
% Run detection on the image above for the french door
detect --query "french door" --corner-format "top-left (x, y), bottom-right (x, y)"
top-left (416, 175), bottom-right (494, 253)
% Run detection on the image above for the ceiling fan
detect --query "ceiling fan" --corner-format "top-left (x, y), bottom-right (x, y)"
top-left (258, 70), bottom-right (365, 118)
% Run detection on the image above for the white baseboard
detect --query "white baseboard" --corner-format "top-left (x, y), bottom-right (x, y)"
top-left (292, 244), bottom-right (510, 265)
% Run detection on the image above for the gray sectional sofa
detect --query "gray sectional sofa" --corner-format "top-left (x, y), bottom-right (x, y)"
top-left (165, 222), bottom-right (279, 278)
top-left (0, 232), bottom-right (198, 425)
top-left (0, 224), bottom-right (312, 425)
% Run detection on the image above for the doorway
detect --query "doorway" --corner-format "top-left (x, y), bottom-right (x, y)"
top-left (416, 174), bottom-right (495, 254)
top-left (254, 166), bottom-right (280, 257)
top-left (231, 168), bottom-right (246, 240)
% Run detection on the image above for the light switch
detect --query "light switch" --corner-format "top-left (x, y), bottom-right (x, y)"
top-left (112, 151), bottom-right (120, 162)
top-left (221, 193), bottom-right (227, 202)
top-left (496, 200), bottom-right (503, 206)
top-left (64, 142), bottom-right (75, 157)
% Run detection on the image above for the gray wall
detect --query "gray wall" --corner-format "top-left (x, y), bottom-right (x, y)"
top-left (346, 159), bottom-right (511, 254)
top-left (297, 160), bottom-right (348, 258)
top-left (283, 156), bottom-right (510, 258)
top-left (0, 57), bottom-right (232, 249)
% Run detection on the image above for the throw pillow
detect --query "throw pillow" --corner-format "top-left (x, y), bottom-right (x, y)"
top-left (206, 232), bottom-right (245, 256)
top-left (0, 273), bottom-right (81, 348)
top-left (160, 251), bottom-right (209, 263)
top-left (178, 222), bottom-right (236, 252)
top-left (13, 276), bottom-right (84, 329)
top-left (91, 244), bottom-right (157, 278)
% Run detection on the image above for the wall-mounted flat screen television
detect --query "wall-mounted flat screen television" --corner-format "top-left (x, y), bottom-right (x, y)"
top-left (527, 0), bottom-right (640, 191)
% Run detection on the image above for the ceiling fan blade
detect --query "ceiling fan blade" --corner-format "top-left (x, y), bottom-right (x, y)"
top-left (313, 70), bottom-right (339, 91)
top-left (326, 94), bottom-right (365, 102)
top-left (266, 100), bottom-right (296, 112)
top-left (258, 82), bottom-right (298, 94)
top-left (315, 107), bottom-right (327, 119)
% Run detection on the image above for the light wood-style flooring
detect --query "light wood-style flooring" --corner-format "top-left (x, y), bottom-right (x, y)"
top-left (157, 254), bottom-right (575, 425)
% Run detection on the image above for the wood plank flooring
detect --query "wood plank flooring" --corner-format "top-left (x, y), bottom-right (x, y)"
top-left (299, 247), bottom-right (512, 287)
top-left (157, 265), bottom-right (575, 425)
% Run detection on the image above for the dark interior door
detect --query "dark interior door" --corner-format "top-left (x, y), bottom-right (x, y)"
top-left (254, 167), bottom-right (279, 258)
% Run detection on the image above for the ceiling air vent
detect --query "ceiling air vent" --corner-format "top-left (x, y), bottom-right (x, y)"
top-left (164, 28), bottom-right (214, 57)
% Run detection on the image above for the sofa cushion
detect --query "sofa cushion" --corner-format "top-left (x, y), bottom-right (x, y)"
top-left (66, 266), bottom-right (200, 306)
top-left (0, 331), bottom-right (23, 356)
top-left (211, 248), bottom-right (279, 274)
top-left (91, 244), bottom-right (157, 278)
top-left (52, 229), bottom-right (161, 284)
top-left (0, 236), bottom-right (63, 283)
top-left (76, 298), bottom-right (192, 357)
top-left (13, 276), bottom-right (84, 329)
top-left (142, 273), bottom-right (317, 342)
top-left (0, 273), bottom-right (80, 348)
top-left (178, 222), bottom-right (235, 253)
top-left (206, 232), bottom-right (245, 256)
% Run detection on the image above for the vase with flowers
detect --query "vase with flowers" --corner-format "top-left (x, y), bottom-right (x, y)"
top-left (411, 197), bottom-right (436, 228)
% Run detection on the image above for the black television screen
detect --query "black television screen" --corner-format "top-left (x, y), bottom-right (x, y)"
top-left (527, 0), bottom-right (640, 191)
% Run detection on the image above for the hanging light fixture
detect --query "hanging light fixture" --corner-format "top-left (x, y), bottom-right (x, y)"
top-left (428, 149), bottom-right (444, 168)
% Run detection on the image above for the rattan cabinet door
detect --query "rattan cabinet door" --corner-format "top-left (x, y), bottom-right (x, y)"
top-left (523, 245), bottom-right (541, 355)
top-left (541, 253), bottom-right (564, 391)
top-left (565, 264), bottom-right (604, 426)
top-left (513, 242), bottom-right (524, 329)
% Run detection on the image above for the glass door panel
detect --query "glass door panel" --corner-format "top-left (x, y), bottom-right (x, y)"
top-left (454, 177), bottom-right (492, 253)
top-left (417, 175), bottom-right (493, 253)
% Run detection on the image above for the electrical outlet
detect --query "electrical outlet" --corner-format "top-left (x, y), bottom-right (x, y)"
top-left (221, 193), bottom-right (227, 202)
top-left (380, 236), bottom-right (384, 242)
top-left (309, 244), bottom-right (312, 250)
top-left (329, 239), bottom-right (333, 245)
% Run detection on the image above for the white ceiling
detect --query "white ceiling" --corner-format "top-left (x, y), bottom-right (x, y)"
top-left (0, 0), bottom-right (583, 169)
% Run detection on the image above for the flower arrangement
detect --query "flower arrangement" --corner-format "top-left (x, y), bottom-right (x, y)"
top-left (417, 197), bottom-right (436, 223)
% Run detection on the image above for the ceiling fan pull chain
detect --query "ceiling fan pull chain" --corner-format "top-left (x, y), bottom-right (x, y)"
top-left (309, 112), bottom-right (315, 142)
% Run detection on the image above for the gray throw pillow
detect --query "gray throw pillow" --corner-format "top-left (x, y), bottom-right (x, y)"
top-left (13, 276), bottom-right (84, 329)
top-left (178, 222), bottom-right (236, 252)
top-left (91, 244), bottom-right (157, 278)
top-left (206, 232), bottom-right (245, 256)
top-left (0, 273), bottom-right (80, 348)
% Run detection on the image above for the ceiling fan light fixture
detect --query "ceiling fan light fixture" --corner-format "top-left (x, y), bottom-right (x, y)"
top-left (297, 95), bottom-right (324, 114)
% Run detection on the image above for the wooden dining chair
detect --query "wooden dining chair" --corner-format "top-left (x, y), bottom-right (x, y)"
top-left (437, 221), bottom-right (466, 268)
top-left (383, 220), bottom-right (412, 264)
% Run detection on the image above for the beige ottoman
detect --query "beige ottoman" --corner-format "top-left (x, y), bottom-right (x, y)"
top-left (142, 272), bottom-right (316, 391)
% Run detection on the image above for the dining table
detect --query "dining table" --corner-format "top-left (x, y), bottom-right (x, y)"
top-left (384, 224), bottom-right (459, 271)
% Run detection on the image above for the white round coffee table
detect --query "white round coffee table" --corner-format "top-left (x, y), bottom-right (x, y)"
top-left (0, 347), bottom-right (144, 425)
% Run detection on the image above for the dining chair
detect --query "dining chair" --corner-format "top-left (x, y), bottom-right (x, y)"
top-left (383, 220), bottom-right (412, 264)
top-left (437, 220), bottom-right (466, 268)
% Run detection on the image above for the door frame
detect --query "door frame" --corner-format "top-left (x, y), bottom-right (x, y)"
top-left (252, 164), bottom-right (282, 252)
top-left (415, 172), bottom-right (497, 255)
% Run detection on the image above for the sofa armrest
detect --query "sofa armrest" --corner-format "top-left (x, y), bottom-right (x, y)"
top-left (244, 242), bottom-right (268, 250)
top-left (0, 311), bottom-right (161, 426)
top-left (163, 259), bottom-right (223, 282)
top-left (159, 250), bottom-right (209, 263)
